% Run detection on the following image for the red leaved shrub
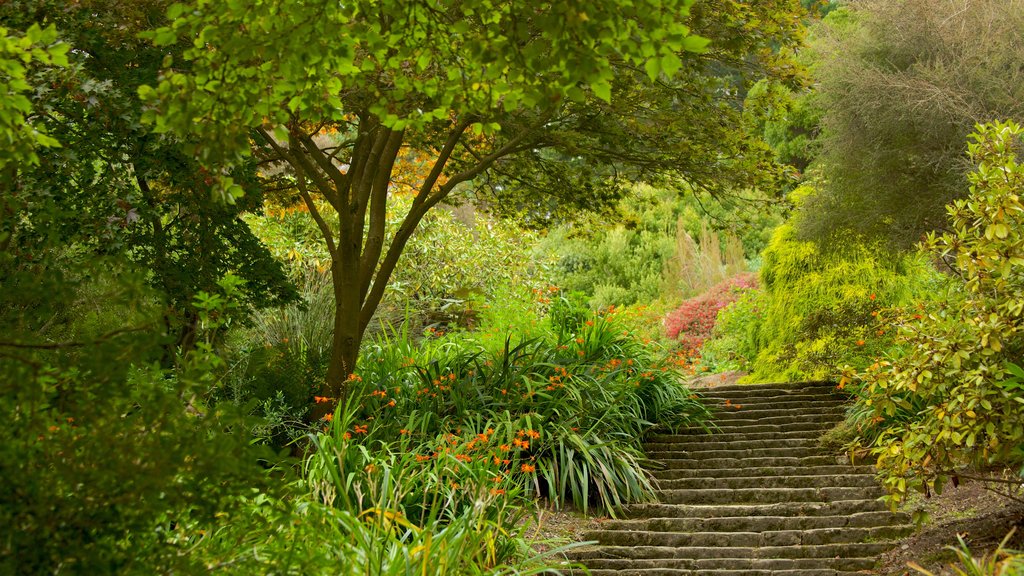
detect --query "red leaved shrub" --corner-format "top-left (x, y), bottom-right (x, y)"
top-left (664, 273), bottom-right (758, 354)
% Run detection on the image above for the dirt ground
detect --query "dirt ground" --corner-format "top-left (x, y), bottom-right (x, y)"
top-left (875, 473), bottom-right (1024, 575)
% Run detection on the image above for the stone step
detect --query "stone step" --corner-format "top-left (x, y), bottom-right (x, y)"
top-left (577, 555), bottom-right (877, 571)
top-left (673, 421), bottom-right (838, 436)
top-left (646, 429), bottom-right (833, 444)
top-left (574, 557), bottom-right (875, 575)
top-left (653, 455), bottom-right (850, 470)
top-left (622, 499), bottom-right (891, 519)
top-left (655, 473), bottom-right (880, 491)
top-left (659, 486), bottom-right (885, 505)
top-left (602, 510), bottom-right (912, 533)
top-left (583, 524), bottom-right (912, 548)
top-left (703, 395), bottom-right (848, 409)
top-left (710, 405), bottom-right (847, 422)
top-left (571, 541), bottom-right (893, 561)
top-left (707, 413), bottom-right (845, 428)
top-left (700, 381), bottom-right (839, 396)
top-left (650, 464), bottom-right (875, 480)
top-left (577, 565), bottom-right (872, 569)
top-left (645, 438), bottom-right (821, 452)
top-left (648, 446), bottom-right (830, 460)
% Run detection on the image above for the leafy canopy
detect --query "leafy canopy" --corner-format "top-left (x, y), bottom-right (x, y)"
top-left (143, 0), bottom-right (707, 195)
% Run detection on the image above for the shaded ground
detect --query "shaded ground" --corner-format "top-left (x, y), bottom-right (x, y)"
top-left (522, 506), bottom-right (603, 554)
top-left (876, 473), bottom-right (1024, 575)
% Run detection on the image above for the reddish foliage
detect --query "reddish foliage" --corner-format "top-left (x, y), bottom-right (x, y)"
top-left (664, 273), bottom-right (758, 352)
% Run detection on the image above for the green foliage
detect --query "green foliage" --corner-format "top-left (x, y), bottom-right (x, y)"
top-left (702, 190), bottom-right (942, 381)
top-left (852, 121), bottom-right (1024, 506)
top-left (0, 269), bottom-right (274, 574)
top-left (0, 23), bottom-right (67, 172)
top-left (803, 0), bottom-right (1024, 248)
top-left (542, 185), bottom-right (782, 310)
top-left (325, 295), bottom-right (709, 516)
top-left (0, 1), bottom-right (297, 361)
top-left (188, 418), bottom-right (579, 575)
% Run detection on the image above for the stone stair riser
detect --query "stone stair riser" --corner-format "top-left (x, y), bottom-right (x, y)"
top-left (571, 542), bottom-right (893, 560)
top-left (602, 510), bottom-right (912, 532)
top-left (621, 499), bottom-right (892, 519)
top-left (653, 455), bottom-right (850, 469)
top-left (644, 438), bottom-right (821, 451)
top-left (674, 421), bottom-right (837, 435)
top-left (647, 447), bottom-right (830, 460)
top-left (650, 465), bottom-right (875, 480)
top-left (655, 474), bottom-right (880, 490)
top-left (583, 525), bottom-right (913, 548)
top-left (660, 486), bottom-right (885, 505)
top-left (646, 429), bottom-right (833, 443)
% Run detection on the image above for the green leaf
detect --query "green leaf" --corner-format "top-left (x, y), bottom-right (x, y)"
top-left (659, 52), bottom-right (681, 77)
top-left (682, 35), bottom-right (711, 53)
top-left (591, 79), bottom-right (611, 103)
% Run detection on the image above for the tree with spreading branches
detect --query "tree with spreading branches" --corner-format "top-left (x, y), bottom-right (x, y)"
top-left (144, 0), bottom-right (807, 415)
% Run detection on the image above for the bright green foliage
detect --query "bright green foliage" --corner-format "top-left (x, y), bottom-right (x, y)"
top-left (853, 121), bottom-right (1024, 506)
top-left (188, 420), bottom-right (578, 575)
top-left (143, 0), bottom-right (806, 406)
top-left (1, 1), bottom-right (296, 361)
top-left (143, 0), bottom-right (705, 181)
top-left (703, 189), bottom-right (941, 381)
top-left (909, 528), bottom-right (1024, 576)
top-left (0, 23), bottom-right (67, 172)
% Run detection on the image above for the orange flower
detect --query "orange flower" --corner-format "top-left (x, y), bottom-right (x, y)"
top-left (499, 444), bottom-right (511, 451)
top-left (400, 429), bottom-right (410, 435)
top-left (343, 432), bottom-right (352, 440)
top-left (314, 396), bottom-right (332, 404)
top-left (323, 413), bottom-right (334, 422)
top-left (856, 340), bottom-right (865, 346)
top-left (521, 463), bottom-right (536, 473)
top-left (490, 488), bottom-right (506, 496)
top-left (869, 293), bottom-right (876, 301)
top-left (387, 400), bottom-right (396, 407)
top-left (526, 430), bottom-right (540, 439)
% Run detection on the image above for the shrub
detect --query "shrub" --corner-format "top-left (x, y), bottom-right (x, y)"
top-left (850, 121), bottom-right (1024, 507)
top-left (664, 273), bottom-right (758, 355)
top-left (804, 0), bottom-right (1024, 248)
top-left (317, 298), bottom-right (710, 516)
top-left (706, 205), bottom-right (942, 383)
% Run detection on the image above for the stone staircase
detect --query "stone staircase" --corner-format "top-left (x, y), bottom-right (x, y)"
top-left (571, 381), bottom-right (912, 576)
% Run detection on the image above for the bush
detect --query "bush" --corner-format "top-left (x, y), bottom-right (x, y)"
top-left (663, 273), bottom-right (758, 356)
top-left (316, 294), bottom-right (710, 516)
top-left (850, 121), bottom-right (1024, 506)
top-left (803, 0), bottom-right (1024, 248)
top-left (703, 201), bottom-right (942, 383)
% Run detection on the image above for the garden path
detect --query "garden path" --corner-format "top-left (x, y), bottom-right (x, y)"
top-left (570, 381), bottom-right (910, 575)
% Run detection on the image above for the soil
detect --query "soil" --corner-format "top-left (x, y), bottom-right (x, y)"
top-left (875, 472), bottom-right (1024, 575)
top-left (521, 505), bottom-right (604, 554)
top-left (688, 370), bottom-right (747, 388)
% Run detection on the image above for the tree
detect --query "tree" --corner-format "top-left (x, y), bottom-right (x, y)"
top-left (1, 0), bottom-right (296, 364)
top-left (0, 18), bottom-right (278, 572)
top-left (800, 0), bottom-right (1024, 248)
top-left (145, 0), bottom-right (807, 414)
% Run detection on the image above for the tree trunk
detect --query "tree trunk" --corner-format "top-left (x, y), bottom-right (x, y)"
top-left (313, 255), bottom-right (366, 421)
